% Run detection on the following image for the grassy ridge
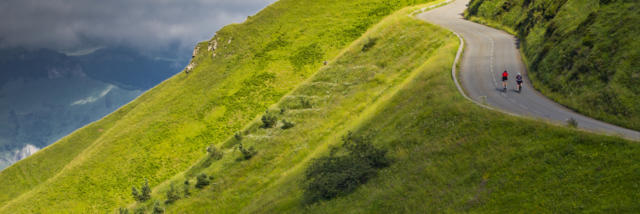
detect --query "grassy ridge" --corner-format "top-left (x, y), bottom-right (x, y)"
top-left (137, 3), bottom-right (637, 213)
top-left (1, 0), bottom-right (638, 212)
top-left (0, 0), bottom-right (437, 212)
top-left (131, 5), bottom-right (456, 212)
top-left (466, 0), bottom-right (640, 130)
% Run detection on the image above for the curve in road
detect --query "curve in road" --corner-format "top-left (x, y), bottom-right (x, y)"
top-left (417, 0), bottom-right (640, 141)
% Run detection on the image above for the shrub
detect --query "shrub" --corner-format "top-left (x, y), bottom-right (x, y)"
top-left (234, 132), bottom-right (243, 141)
top-left (236, 143), bottom-right (257, 161)
top-left (118, 207), bottom-right (129, 214)
top-left (261, 111), bottom-right (278, 128)
top-left (164, 184), bottom-right (180, 204)
top-left (342, 132), bottom-right (390, 168)
top-left (303, 155), bottom-right (376, 203)
top-left (281, 119), bottom-right (295, 130)
top-left (207, 145), bottom-right (223, 160)
top-left (131, 187), bottom-right (140, 201)
top-left (195, 173), bottom-right (210, 189)
top-left (152, 201), bottom-right (164, 214)
top-left (183, 183), bottom-right (191, 198)
top-left (302, 132), bottom-right (390, 203)
top-left (132, 179), bottom-right (151, 202)
top-left (134, 207), bottom-right (145, 214)
top-left (361, 38), bottom-right (378, 52)
top-left (140, 180), bottom-right (152, 201)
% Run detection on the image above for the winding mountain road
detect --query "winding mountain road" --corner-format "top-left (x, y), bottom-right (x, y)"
top-left (418, 0), bottom-right (640, 140)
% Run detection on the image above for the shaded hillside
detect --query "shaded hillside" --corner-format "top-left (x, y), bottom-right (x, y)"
top-left (466, 0), bottom-right (640, 130)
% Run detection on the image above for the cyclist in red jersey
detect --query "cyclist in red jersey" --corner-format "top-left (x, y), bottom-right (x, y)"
top-left (501, 70), bottom-right (508, 92)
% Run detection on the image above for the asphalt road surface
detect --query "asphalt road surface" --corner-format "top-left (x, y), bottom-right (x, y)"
top-left (417, 0), bottom-right (640, 140)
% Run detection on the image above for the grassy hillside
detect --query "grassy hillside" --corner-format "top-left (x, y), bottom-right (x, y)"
top-left (0, 0), bottom-right (437, 212)
top-left (466, 0), bottom-right (640, 131)
top-left (130, 3), bottom-right (637, 213)
top-left (1, 0), bottom-right (639, 213)
top-left (132, 5), bottom-right (459, 213)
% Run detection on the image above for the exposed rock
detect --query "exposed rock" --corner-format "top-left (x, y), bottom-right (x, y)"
top-left (208, 39), bottom-right (218, 51)
top-left (186, 62), bottom-right (197, 73)
top-left (192, 46), bottom-right (200, 58)
top-left (208, 39), bottom-right (218, 58)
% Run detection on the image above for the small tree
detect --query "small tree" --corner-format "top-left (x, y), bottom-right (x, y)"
top-left (152, 201), bottom-right (164, 214)
top-left (131, 179), bottom-right (151, 202)
top-left (140, 179), bottom-right (152, 202)
top-left (195, 173), bottom-right (210, 189)
top-left (131, 187), bottom-right (140, 202)
top-left (165, 184), bottom-right (180, 204)
top-left (261, 111), bottom-right (277, 128)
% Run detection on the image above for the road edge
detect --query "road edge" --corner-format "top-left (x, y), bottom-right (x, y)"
top-left (414, 4), bottom-right (639, 141)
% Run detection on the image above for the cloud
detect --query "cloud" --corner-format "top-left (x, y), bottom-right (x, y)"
top-left (71, 84), bottom-right (114, 105)
top-left (0, 0), bottom-right (274, 53)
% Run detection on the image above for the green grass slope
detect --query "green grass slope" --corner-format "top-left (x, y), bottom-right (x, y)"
top-left (1, 0), bottom-right (638, 213)
top-left (466, 0), bottom-right (640, 131)
top-left (131, 4), bottom-right (637, 213)
top-left (0, 0), bottom-right (437, 212)
top-left (132, 5), bottom-right (458, 213)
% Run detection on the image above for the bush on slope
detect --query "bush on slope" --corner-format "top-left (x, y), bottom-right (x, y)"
top-left (467, 0), bottom-right (640, 130)
top-left (0, 0), bottom-right (436, 212)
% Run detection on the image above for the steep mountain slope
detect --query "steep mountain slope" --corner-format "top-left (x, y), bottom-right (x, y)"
top-left (131, 2), bottom-right (636, 213)
top-left (0, 0), bottom-right (437, 212)
top-left (1, 0), bottom-right (638, 213)
top-left (466, 0), bottom-right (640, 130)
top-left (133, 5), bottom-right (459, 212)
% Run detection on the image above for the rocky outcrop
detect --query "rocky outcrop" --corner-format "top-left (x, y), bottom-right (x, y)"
top-left (208, 38), bottom-right (219, 58)
top-left (186, 62), bottom-right (197, 72)
top-left (192, 46), bottom-right (200, 58)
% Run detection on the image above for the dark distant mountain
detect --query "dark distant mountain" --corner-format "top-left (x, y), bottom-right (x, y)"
top-left (0, 47), bottom-right (187, 169)
top-left (77, 47), bottom-right (187, 90)
top-left (0, 48), bottom-right (78, 87)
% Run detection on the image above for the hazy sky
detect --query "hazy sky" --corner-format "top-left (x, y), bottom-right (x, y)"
top-left (0, 0), bottom-right (274, 53)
